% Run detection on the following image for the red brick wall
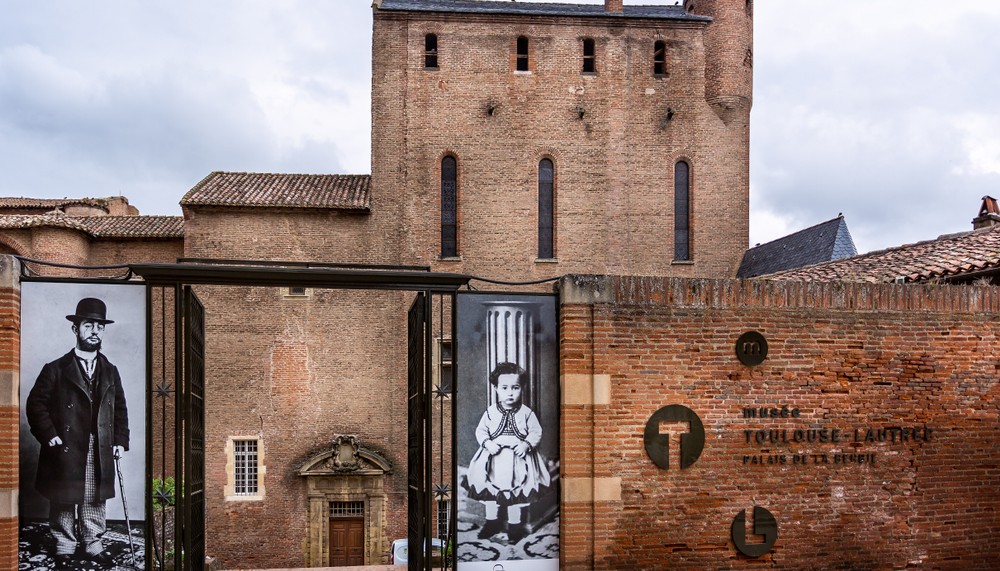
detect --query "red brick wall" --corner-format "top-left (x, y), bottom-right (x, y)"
top-left (560, 276), bottom-right (1000, 569)
top-left (0, 259), bottom-right (20, 571)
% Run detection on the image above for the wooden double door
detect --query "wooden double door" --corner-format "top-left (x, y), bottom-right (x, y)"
top-left (329, 517), bottom-right (365, 566)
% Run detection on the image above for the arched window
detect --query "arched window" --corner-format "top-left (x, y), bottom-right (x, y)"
top-left (582, 38), bottom-right (596, 73)
top-left (538, 159), bottom-right (555, 259)
top-left (425, 34), bottom-right (438, 69)
top-left (674, 160), bottom-right (691, 261)
top-left (441, 156), bottom-right (458, 258)
top-left (653, 40), bottom-right (666, 75)
top-left (516, 36), bottom-right (529, 72)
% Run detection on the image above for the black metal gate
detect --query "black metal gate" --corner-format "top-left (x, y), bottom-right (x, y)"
top-left (181, 288), bottom-right (205, 569)
top-left (407, 293), bottom-right (427, 571)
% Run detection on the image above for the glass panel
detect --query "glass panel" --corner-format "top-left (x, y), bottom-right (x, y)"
top-left (441, 156), bottom-right (458, 257)
top-left (516, 36), bottom-right (529, 71)
top-left (538, 159), bottom-right (554, 259)
top-left (674, 161), bottom-right (690, 260)
top-left (425, 34), bottom-right (438, 68)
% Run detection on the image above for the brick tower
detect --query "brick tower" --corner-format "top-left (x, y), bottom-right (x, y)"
top-left (372, 0), bottom-right (754, 279)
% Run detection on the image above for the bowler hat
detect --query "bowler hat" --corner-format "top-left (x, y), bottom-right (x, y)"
top-left (65, 298), bottom-right (114, 324)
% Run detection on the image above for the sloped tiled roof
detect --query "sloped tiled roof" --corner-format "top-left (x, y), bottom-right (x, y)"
top-left (181, 172), bottom-right (371, 212)
top-left (738, 216), bottom-right (857, 279)
top-left (0, 214), bottom-right (182, 239)
top-left (376, 0), bottom-right (705, 21)
top-left (77, 216), bottom-right (183, 238)
top-left (761, 225), bottom-right (1000, 284)
top-left (0, 197), bottom-right (110, 212)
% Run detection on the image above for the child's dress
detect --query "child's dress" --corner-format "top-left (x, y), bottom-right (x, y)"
top-left (465, 402), bottom-right (551, 502)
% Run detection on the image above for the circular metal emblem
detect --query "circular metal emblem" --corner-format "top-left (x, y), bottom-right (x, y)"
top-left (731, 506), bottom-right (778, 557)
top-left (643, 404), bottom-right (705, 470)
top-left (736, 331), bottom-right (768, 366)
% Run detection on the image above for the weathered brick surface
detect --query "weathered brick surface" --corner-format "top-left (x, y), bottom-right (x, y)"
top-left (374, 0), bottom-right (751, 281)
top-left (560, 276), bottom-right (1000, 569)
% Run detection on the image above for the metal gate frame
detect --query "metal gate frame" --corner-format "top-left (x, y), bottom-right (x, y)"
top-left (131, 261), bottom-right (469, 571)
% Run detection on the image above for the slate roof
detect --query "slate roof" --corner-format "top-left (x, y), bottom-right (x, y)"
top-left (761, 225), bottom-right (1000, 284)
top-left (181, 172), bottom-right (371, 212)
top-left (376, 0), bottom-right (705, 21)
top-left (0, 214), bottom-right (183, 239)
top-left (737, 216), bottom-right (857, 279)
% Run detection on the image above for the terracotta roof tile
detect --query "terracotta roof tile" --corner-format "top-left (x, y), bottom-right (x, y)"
top-left (0, 214), bottom-right (182, 239)
top-left (0, 197), bottom-right (110, 211)
top-left (180, 172), bottom-right (371, 211)
top-left (762, 225), bottom-right (1000, 283)
top-left (77, 216), bottom-right (183, 239)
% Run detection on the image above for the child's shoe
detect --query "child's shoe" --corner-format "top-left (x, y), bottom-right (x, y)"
top-left (506, 522), bottom-right (529, 544)
top-left (478, 518), bottom-right (504, 539)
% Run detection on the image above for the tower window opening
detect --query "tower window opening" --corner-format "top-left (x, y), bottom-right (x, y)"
top-left (441, 156), bottom-right (458, 258)
top-left (582, 38), bottom-right (596, 73)
top-left (425, 34), bottom-right (438, 68)
top-left (538, 159), bottom-right (555, 259)
top-left (674, 160), bottom-right (691, 261)
top-left (654, 40), bottom-right (666, 76)
top-left (516, 36), bottom-right (529, 72)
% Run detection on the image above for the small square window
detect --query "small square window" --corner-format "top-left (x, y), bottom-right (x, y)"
top-left (285, 286), bottom-right (310, 298)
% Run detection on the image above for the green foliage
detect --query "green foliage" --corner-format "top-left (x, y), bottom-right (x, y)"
top-left (152, 477), bottom-right (178, 511)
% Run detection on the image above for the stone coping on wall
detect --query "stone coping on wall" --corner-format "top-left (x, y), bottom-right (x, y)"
top-left (559, 274), bottom-right (1000, 313)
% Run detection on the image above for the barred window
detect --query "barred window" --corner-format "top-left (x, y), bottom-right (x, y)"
top-left (233, 439), bottom-right (259, 496)
top-left (330, 501), bottom-right (365, 518)
top-left (437, 499), bottom-right (451, 540)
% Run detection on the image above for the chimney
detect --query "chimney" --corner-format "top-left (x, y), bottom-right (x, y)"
top-left (973, 195), bottom-right (1000, 230)
top-left (606, 0), bottom-right (623, 13)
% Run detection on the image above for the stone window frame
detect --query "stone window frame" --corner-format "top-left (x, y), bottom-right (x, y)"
top-left (225, 436), bottom-right (266, 501)
top-left (284, 286), bottom-right (312, 299)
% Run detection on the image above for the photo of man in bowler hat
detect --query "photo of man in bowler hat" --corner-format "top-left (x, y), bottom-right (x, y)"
top-left (25, 297), bottom-right (130, 569)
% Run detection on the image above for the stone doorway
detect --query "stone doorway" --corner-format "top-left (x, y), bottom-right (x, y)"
top-left (299, 435), bottom-right (393, 567)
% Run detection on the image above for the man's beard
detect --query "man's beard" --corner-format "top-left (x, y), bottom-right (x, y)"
top-left (78, 338), bottom-right (102, 352)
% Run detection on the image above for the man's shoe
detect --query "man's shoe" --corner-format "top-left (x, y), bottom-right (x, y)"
top-left (86, 550), bottom-right (114, 567)
top-left (477, 518), bottom-right (504, 539)
top-left (53, 554), bottom-right (75, 570)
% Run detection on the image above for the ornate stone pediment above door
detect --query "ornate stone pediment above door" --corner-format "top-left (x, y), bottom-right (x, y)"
top-left (298, 435), bottom-right (393, 567)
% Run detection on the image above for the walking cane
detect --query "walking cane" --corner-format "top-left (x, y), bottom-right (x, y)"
top-left (114, 451), bottom-right (138, 569)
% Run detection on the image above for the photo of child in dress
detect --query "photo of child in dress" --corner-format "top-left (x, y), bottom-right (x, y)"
top-left (464, 362), bottom-right (550, 544)
top-left (455, 294), bottom-right (559, 570)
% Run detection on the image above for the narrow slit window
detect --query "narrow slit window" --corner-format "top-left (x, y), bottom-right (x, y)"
top-left (538, 159), bottom-right (555, 259)
top-left (674, 160), bottom-right (691, 261)
top-left (582, 38), bottom-right (596, 73)
top-left (425, 34), bottom-right (438, 68)
top-left (516, 36), bottom-right (529, 72)
top-left (654, 40), bottom-right (666, 75)
top-left (441, 156), bottom-right (458, 258)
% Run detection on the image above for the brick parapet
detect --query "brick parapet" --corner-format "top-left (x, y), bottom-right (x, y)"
top-left (558, 274), bottom-right (1000, 568)
top-left (562, 274), bottom-right (1000, 314)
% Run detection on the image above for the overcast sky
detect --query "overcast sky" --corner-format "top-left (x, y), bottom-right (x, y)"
top-left (1, 1), bottom-right (999, 255)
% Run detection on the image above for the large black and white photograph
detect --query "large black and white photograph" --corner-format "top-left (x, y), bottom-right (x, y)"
top-left (456, 293), bottom-right (559, 571)
top-left (19, 282), bottom-right (146, 571)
